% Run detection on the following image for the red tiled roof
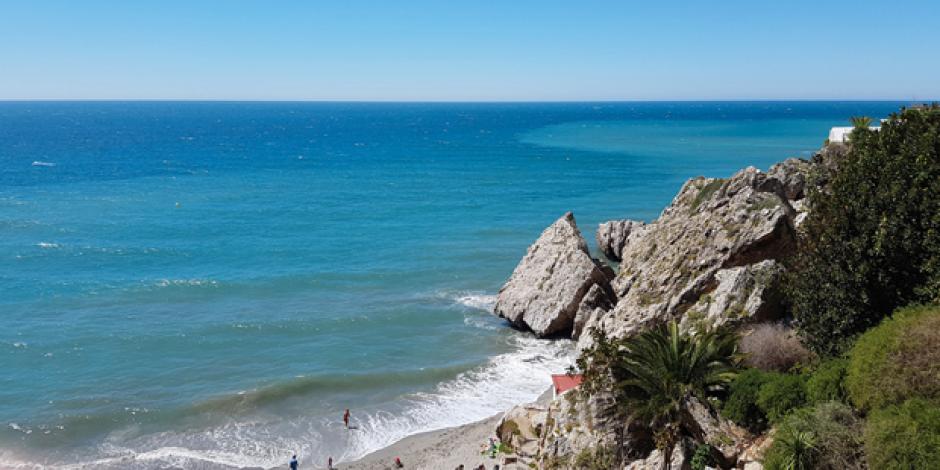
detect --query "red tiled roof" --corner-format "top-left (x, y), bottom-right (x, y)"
top-left (551, 374), bottom-right (583, 395)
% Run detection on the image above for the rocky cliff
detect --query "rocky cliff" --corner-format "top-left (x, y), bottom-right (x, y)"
top-left (495, 157), bottom-right (815, 348)
top-left (491, 153), bottom-right (824, 469)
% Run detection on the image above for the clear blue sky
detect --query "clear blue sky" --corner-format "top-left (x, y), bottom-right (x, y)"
top-left (1, 1), bottom-right (938, 101)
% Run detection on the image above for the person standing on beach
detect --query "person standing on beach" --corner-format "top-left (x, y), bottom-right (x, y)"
top-left (343, 409), bottom-right (350, 429)
top-left (328, 456), bottom-right (334, 469)
top-left (289, 454), bottom-right (298, 470)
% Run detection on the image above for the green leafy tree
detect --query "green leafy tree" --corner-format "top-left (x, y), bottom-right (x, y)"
top-left (578, 322), bottom-right (739, 469)
top-left (787, 104), bottom-right (940, 355)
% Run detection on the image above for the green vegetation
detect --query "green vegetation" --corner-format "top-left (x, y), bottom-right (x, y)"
top-left (757, 373), bottom-right (807, 424)
top-left (722, 369), bottom-right (770, 432)
top-left (845, 305), bottom-right (940, 412)
top-left (806, 359), bottom-right (847, 404)
top-left (572, 445), bottom-right (617, 470)
top-left (850, 115), bottom-right (873, 128)
top-left (786, 105), bottom-right (940, 355)
top-left (577, 322), bottom-right (739, 469)
top-left (764, 402), bottom-right (865, 470)
top-left (863, 398), bottom-right (940, 469)
top-left (689, 444), bottom-right (714, 470)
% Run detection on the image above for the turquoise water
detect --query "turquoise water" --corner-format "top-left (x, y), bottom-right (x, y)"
top-left (0, 102), bottom-right (904, 468)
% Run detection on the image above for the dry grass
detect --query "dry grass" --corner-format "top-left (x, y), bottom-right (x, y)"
top-left (740, 323), bottom-right (813, 371)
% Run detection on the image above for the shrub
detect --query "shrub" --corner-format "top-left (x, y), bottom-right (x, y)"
top-left (762, 429), bottom-right (817, 470)
top-left (806, 358), bottom-right (848, 404)
top-left (722, 368), bottom-right (770, 432)
top-left (573, 445), bottom-right (617, 470)
top-left (787, 105), bottom-right (940, 355)
top-left (764, 401), bottom-right (865, 470)
top-left (864, 398), bottom-right (940, 469)
top-left (846, 304), bottom-right (940, 412)
top-left (690, 444), bottom-right (714, 470)
top-left (739, 323), bottom-right (813, 371)
top-left (756, 373), bottom-right (807, 424)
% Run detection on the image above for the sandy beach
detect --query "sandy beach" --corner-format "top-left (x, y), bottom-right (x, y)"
top-left (337, 414), bottom-right (508, 470)
top-left (337, 389), bottom-right (552, 470)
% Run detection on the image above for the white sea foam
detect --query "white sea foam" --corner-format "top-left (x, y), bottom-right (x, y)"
top-left (337, 334), bottom-right (574, 463)
top-left (154, 279), bottom-right (218, 288)
top-left (35, 242), bottom-right (59, 249)
top-left (7, 332), bottom-right (573, 469)
top-left (31, 161), bottom-right (56, 167)
top-left (454, 293), bottom-right (497, 312)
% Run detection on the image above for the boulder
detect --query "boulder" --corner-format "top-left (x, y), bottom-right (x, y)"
top-left (495, 212), bottom-right (616, 337)
top-left (596, 219), bottom-right (647, 261)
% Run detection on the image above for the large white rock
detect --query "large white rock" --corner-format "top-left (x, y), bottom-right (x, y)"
top-left (495, 212), bottom-right (615, 337)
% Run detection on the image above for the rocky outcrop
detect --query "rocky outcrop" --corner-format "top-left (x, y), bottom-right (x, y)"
top-left (494, 212), bottom-right (616, 337)
top-left (497, 403), bottom-right (549, 459)
top-left (572, 284), bottom-right (616, 340)
top-left (679, 260), bottom-right (784, 333)
top-left (596, 219), bottom-right (646, 261)
top-left (490, 154), bottom-right (823, 468)
top-left (584, 161), bottom-right (814, 346)
top-left (684, 396), bottom-right (752, 466)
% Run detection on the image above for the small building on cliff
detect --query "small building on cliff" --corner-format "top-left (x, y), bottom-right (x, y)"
top-left (551, 374), bottom-right (583, 398)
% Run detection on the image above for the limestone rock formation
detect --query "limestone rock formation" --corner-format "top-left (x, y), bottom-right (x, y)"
top-left (596, 219), bottom-right (647, 261)
top-left (583, 162), bottom-right (814, 346)
top-left (572, 283), bottom-right (616, 340)
top-left (679, 260), bottom-right (784, 333)
top-left (494, 212), bottom-right (616, 337)
top-left (497, 403), bottom-right (548, 459)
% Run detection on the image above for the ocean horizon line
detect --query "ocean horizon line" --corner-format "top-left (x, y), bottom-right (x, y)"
top-left (0, 98), bottom-right (931, 104)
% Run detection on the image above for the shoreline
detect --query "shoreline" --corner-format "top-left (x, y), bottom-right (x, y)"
top-left (335, 388), bottom-right (553, 470)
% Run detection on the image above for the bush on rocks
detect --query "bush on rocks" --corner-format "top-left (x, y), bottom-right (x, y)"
top-left (722, 368), bottom-right (770, 432)
top-left (806, 358), bottom-right (848, 404)
top-left (756, 373), bottom-right (807, 424)
top-left (763, 401), bottom-right (865, 470)
top-left (846, 304), bottom-right (940, 412)
top-left (863, 398), bottom-right (940, 470)
top-left (739, 323), bottom-right (813, 372)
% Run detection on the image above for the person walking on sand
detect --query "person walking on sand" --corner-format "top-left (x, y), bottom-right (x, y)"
top-left (343, 409), bottom-right (350, 429)
top-left (289, 454), bottom-right (298, 470)
top-left (327, 456), bottom-right (334, 470)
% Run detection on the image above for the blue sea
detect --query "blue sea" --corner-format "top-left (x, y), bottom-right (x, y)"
top-left (0, 101), bottom-right (905, 468)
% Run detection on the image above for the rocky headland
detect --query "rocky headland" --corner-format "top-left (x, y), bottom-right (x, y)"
top-left (485, 148), bottom-right (838, 470)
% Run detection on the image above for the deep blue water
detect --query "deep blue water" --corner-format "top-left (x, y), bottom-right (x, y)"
top-left (0, 101), bottom-right (905, 468)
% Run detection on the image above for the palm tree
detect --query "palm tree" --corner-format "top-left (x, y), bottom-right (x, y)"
top-left (850, 116), bottom-right (872, 129)
top-left (610, 321), bottom-right (739, 469)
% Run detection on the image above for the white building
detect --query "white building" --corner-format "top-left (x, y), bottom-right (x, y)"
top-left (829, 125), bottom-right (881, 144)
